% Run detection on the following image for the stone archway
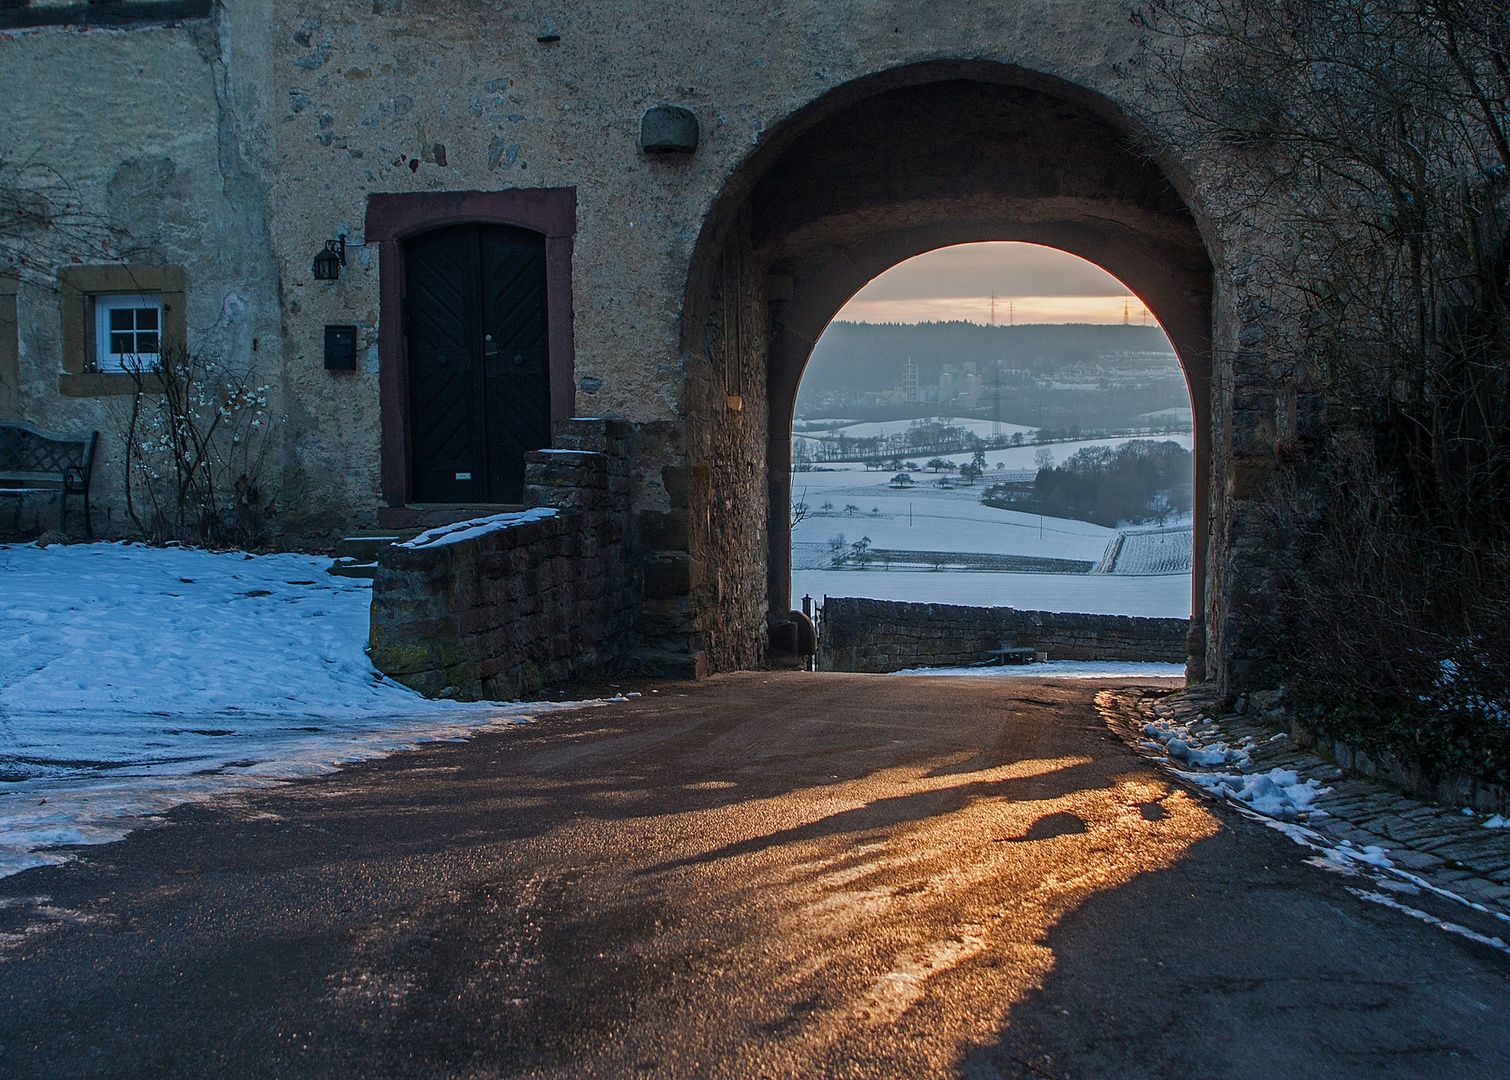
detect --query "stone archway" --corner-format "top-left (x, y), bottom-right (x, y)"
top-left (682, 61), bottom-right (1215, 675)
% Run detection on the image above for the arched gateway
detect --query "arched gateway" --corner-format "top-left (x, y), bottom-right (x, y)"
top-left (680, 63), bottom-right (1214, 675)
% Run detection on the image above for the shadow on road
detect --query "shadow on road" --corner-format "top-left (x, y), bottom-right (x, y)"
top-left (2, 672), bottom-right (1505, 1079)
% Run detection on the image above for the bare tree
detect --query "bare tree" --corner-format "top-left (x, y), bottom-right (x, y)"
top-left (1140, 0), bottom-right (1510, 771)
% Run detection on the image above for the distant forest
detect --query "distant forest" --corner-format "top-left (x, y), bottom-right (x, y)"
top-left (798, 321), bottom-right (1189, 429)
top-left (982, 441), bottom-right (1194, 527)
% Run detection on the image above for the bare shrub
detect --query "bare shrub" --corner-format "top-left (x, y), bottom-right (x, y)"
top-left (0, 149), bottom-right (126, 281)
top-left (116, 344), bottom-right (278, 548)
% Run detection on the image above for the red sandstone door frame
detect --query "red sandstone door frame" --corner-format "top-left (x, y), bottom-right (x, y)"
top-left (365, 189), bottom-right (576, 522)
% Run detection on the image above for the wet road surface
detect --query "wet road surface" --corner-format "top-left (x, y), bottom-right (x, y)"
top-left (2, 672), bottom-right (1508, 1078)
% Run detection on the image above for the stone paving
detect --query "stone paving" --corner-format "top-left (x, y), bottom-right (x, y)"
top-left (1099, 685), bottom-right (1510, 926)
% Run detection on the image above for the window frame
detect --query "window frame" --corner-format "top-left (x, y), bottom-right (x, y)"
top-left (94, 293), bottom-right (164, 372)
top-left (0, 274), bottom-right (17, 419)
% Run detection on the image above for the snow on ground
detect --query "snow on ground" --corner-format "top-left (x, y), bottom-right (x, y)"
top-left (795, 494), bottom-right (1115, 563)
top-left (896, 661), bottom-right (1186, 679)
top-left (1140, 715), bottom-right (1332, 824)
top-left (0, 542), bottom-right (592, 878)
top-left (797, 570), bottom-right (1191, 618)
top-left (1109, 525), bottom-right (1194, 575)
top-left (793, 433), bottom-right (1196, 476)
top-left (789, 439), bottom-right (1195, 617)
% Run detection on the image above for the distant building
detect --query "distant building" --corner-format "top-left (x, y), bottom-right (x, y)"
top-left (901, 361), bottom-right (919, 402)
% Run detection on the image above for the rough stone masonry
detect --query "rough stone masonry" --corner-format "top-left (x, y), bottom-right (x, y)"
top-left (818, 596), bottom-right (1189, 673)
top-left (369, 419), bottom-right (643, 699)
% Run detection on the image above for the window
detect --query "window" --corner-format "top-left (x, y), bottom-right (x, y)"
top-left (58, 265), bottom-right (184, 397)
top-left (95, 294), bottom-right (162, 371)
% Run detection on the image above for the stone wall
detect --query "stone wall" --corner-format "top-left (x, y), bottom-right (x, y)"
top-left (368, 419), bottom-right (637, 699)
top-left (818, 596), bottom-right (1189, 673)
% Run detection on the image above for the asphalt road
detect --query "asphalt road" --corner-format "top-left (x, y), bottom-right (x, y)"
top-left (2, 672), bottom-right (1508, 1079)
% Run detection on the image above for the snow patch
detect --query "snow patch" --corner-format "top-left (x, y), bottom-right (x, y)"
top-left (0, 542), bottom-right (594, 878)
top-left (1141, 718), bottom-right (1252, 768)
top-left (1174, 767), bottom-right (1329, 823)
top-left (400, 508), bottom-right (558, 549)
top-left (1346, 889), bottom-right (1510, 955)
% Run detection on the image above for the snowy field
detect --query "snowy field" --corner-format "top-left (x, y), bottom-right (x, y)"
top-left (794, 417), bottom-right (1037, 442)
top-left (0, 543), bottom-right (588, 877)
top-left (793, 430), bottom-right (1194, 473)
top-left (790, 437), bottom-right (1195, 617)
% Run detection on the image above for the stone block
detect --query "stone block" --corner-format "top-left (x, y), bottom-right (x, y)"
top-left (662, 463), bottom-right (711, 510)
top-left (637, 509), bottom-right (690, 551)
top-left (644, 552), bottom-right (705, 598)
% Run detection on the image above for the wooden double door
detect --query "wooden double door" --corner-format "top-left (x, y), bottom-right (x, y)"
top-left (405, 223), bottom-right (551, 504)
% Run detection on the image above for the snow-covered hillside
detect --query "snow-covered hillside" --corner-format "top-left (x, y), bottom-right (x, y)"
top-left (789, 437), bottom-right (1195, 617)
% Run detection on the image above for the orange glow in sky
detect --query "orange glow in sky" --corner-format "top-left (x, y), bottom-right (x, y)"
top-left (834, 242), bottom-right (1154, 326)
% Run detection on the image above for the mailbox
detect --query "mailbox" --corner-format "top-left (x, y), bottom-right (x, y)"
top-left (323, 324), bottom-right (357, 371)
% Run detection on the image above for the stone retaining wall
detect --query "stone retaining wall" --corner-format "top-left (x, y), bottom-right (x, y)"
top-left (368, 419), bottom-right (637, 699)
top-left (817, 596), bottom-right (1189, 673)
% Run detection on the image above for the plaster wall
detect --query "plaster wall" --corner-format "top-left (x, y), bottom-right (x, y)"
top-left (0, 7), bottom-right (281, 534)
top-left (2, 2), bottom-right (1306, 693)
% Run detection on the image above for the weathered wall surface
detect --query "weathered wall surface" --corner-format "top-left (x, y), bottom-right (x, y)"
top-left (818, 596), bottom-right (1190, 673)
top-left (0, 5), bottom-right (281, 535)
top-left (1, 1), bottom-right (1324, 693)
top-left (369, 419), bottom-right (637, 698)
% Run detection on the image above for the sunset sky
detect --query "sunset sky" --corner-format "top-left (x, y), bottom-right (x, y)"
top-left (834, 241), bottom-right (1155, 325)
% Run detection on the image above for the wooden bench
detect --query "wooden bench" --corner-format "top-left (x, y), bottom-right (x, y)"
top-left (0, 421), bottom-right (99, 538)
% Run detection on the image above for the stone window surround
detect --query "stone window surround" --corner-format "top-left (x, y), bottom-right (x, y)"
top-left (364, 189), bottom-right (577, 519)
top-left (58, 265), bottom-right (186, 398)
top-left (0, 1), bottom-right (214, 31)
top-left (0, 274), bottom-right (18, 418)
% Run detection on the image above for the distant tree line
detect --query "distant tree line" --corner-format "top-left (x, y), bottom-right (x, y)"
top-left (793, 419), bottom-right (1191, 467)
top-left (982, 440), bottom-right (1192, 527)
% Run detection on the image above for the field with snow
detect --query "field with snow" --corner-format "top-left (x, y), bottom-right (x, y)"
top-left (0, 543), bottom-right (590, 877)
top-left (791, 433), bottom-right (1195, 617)
top-left (793, 569), bottom-right (1192, 617)
top-left (794, 416), bottom-right (1038, 443)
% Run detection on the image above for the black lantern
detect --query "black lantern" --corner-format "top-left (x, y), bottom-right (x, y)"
top-left (312, 237), bottom-right (346, 280)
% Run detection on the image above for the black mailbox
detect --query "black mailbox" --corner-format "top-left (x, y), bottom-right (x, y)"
top-left (324, 324), bottom-right (358, 371)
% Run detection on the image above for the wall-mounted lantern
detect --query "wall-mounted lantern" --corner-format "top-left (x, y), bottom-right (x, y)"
top-left (640, 106), bottom-right (699, 154)
top-left (312, 237), bottom-right (347, 280)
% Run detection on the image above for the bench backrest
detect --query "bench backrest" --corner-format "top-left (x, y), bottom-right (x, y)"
top-left (0, 421), bottom-right (97, 478)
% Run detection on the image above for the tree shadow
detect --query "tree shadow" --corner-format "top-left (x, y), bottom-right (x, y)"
top-left (959, 824), bottom-right (1510, 1079)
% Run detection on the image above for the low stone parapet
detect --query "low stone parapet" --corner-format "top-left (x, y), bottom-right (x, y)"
top-left (817, 596), bottom-right (1189, 672)
top-left (368, 419), bottom-right (636, 699)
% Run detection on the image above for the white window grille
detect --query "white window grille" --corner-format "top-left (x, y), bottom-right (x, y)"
top-left (94, 293), bottom-right (163, 371)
